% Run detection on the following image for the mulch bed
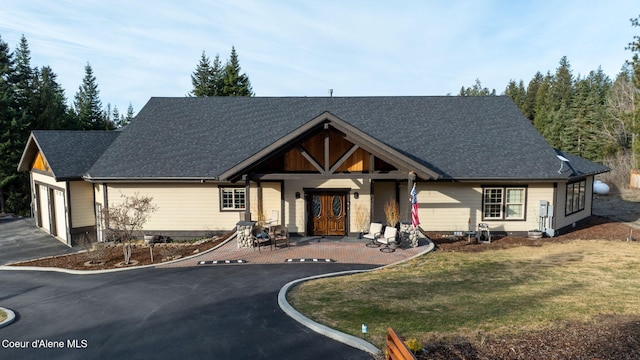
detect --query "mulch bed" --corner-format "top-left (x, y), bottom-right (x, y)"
top-left (11, 233), bottom-right (230, 271)
top-left (428, 215), bottom-right (635, 253)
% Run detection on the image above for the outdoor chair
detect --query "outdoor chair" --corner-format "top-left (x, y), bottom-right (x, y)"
top-left (252, 225), bottom-right (272, 252)
top-left (264, 210), bottom-right (279, 231)
top-left (377, 226), bottom-right (399, 253)
top-left (272, 224), bottom-right (289, 249)
top-left (364, 222), bottom-right (384, 247)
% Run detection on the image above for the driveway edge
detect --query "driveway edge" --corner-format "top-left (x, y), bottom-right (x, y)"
top-left (277, 239), bottom-right (436, 356)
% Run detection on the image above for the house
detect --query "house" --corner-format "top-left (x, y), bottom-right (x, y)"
top-left (18, 96), bottom-right (608, 246)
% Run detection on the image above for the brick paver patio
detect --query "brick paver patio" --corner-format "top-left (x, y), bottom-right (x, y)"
top-left (160, 236), bottom-right (430, 267)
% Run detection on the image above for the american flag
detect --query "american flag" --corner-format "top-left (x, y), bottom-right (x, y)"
top-left (411, 184), bottom-right (420, 228)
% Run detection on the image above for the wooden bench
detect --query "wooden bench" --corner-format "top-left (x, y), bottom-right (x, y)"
top-left (385, 327), bottom-right (417, 360)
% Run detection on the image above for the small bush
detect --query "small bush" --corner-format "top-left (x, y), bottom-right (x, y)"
top-left (404, 338), bottom-right (422, 354)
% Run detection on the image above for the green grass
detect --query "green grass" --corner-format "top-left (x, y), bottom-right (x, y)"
top-left (287, 240), bottom-right (640, 348)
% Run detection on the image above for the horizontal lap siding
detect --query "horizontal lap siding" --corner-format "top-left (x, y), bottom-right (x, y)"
top-left (260, 182), bottom-right (282, 224)
top-left (106, 183), bottom-right (224, 232)
top-left (418, 183), bottom-right (554, 233)
top-left (69, 181), bottom-right (95, 227)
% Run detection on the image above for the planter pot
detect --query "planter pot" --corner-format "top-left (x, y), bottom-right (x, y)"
top-left (528, 231), bottom-right (543, 239)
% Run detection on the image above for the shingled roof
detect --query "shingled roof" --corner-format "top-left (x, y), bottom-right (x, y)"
top-left (85, 96), bottom-right (608, 181)
top-left (18, 130), bottom-right (120, 180)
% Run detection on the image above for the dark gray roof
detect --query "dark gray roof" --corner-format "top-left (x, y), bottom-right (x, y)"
top-left (22, 131), bottom-right (120, 180)
top-left (86, 96), bottom-right (608, 181)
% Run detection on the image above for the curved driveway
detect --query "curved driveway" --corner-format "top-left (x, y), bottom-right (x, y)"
top-left (0, 264), bottom-right (376, 359)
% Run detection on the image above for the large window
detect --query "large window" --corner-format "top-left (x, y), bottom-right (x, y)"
top-left (221, 187), bottom-right (246, 210)
top-left (482, 187), bottom-right (526, 220)
top-left (565, 180), bottom-right (586, 215)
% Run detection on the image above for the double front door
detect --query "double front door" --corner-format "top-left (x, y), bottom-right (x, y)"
top-left (308, 191), bottom-right (346, 236)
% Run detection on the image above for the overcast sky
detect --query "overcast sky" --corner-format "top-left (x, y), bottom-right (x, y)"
top-left (1, 0), bottom-right (638, 114)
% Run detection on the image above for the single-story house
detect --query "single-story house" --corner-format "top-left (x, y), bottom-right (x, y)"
top-left (18, 96), bottom-right (609, 246)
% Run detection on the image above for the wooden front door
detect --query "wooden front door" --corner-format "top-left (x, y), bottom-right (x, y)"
top-left (309, 192), bottom-right (346, 236)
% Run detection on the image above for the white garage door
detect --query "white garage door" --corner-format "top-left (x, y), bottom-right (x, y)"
top-left (53, 189), bottom-right (67, 242)
top-left (38, 185), bottom-right (50, 232)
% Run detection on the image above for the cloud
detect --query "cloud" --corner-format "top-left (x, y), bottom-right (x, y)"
top-left (0, 0), bottom-right (638, 111)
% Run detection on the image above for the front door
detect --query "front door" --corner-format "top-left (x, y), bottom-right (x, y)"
top-left (309, 192), bottom-right (346, 236)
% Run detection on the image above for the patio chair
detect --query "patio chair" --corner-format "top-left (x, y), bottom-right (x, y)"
top-left (252, 226), bottom-right (272, 252)
top-left (272, 224), bottom-right (289, 249)
top-left (364, 222), bottom-right (384, 247)
top-left (377, 226), bottom-right (398, 253)
top-left (264, 210), bottom-right (279, 231)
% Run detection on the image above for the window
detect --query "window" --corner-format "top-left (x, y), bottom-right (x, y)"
top-left (482, 187), bottom-right (526, 220)
top-left (221, 187), bottom-right (246, 210)
top-left (565, 180), bottom-right (586, 215)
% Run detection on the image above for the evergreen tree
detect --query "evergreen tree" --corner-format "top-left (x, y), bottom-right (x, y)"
top-left (190, 51), bottom-right (215, 97)
top-left (12, 35), bottom-right (35, 129)
top-left (504, 79), bottom-right (527, 113)
top-left (0, 35), bottom-right (29, 214)
top-left (523, 72), bottom-right (544, 122)
top-left (458, 78), bottom-right (496, 96)
top-left (123, 103), bottom-right (135, 125)
top-left (73, 63), bottom-right (111, 129)
top-left (221, 46), bottom-right (253, 96)
top-left (33, 66), bottom-right (71, 129)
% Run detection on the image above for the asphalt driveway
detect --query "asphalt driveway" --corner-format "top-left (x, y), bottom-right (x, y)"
top-left (0, 217), bottom-right (77, 265)
top-left (0, 264), bottom-right (377, 359)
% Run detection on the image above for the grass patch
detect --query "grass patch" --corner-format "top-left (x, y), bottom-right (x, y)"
top-left (0, 309), bottom-right (6, 322)
top-left (287, 240), bottom-right (640, 348)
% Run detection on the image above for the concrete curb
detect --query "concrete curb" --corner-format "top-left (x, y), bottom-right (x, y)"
top-left (0, 234), bottom-right (236, 275)
top-left (277, 239), bottom-right (436, 356)
top-left (0, 307), bottom-right (16, 329)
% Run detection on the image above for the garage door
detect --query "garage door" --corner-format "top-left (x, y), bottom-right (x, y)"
top-left (53, 189), bottom-right (67, 242)
top-left (38, 185), bottom-right (50, 232)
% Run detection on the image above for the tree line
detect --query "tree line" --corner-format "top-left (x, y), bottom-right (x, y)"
top-left (0, 34), bottom-right (254, 215)
top-left (2, 15), bottom-right (639, 215)
top-left (459, 16), bottom-right (640, 191)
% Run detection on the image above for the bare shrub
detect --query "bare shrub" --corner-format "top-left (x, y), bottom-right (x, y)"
top-left (101, 193), bottom-right (158, 264)
top-left (384, 199), bottom-right (400, 227)
top-left (601, 150), bottom-right (634, 193)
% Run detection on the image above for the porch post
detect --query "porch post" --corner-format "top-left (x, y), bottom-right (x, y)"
top-left (244, 175), bottom-right (251, 221)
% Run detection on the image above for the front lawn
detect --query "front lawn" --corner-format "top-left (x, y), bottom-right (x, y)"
top-left (288, 240), bottom-right (640, 355)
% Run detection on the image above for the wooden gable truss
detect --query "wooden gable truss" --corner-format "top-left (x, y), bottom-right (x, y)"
top-left (221, 112), bottom-right (439, 182)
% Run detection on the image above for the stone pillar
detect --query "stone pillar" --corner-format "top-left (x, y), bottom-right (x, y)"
top-left (400, 222), bottom-right (419, 248)
top-left (236, 221), bottom-right (256, 248)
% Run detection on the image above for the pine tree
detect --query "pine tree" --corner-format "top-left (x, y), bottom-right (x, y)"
top-left (504, 79), bottom-right (527, 113)
top-left (221, 46), bottom-right (253, 96)
top-left (33, 66), bottom-right (71, 129)
top-left (73, 63), bottom-right (110, 129)
top-left (458, 78), bottom-right (496, 96)
top-left (190, 51), bottom-right (215, 97)
top-left (123, 103), bottom-right (135, 125)
top-left (523, 72), bottom-right (544, 122)
top-left (0, 35), bottom-right (29, 214)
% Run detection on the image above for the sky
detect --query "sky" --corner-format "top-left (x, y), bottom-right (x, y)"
top-left (1, 0), bottom-right (638, 115)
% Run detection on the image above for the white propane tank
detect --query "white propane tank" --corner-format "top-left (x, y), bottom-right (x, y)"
top-left (593, 180), bottom-right (610, 195)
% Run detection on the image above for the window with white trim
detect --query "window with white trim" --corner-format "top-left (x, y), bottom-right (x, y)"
top-left (565, 180), bottom-right (586, 215)
top-left (221, 187), bottom-right (246, 210)
top-left (482, 187), bottom-right (526, 220)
